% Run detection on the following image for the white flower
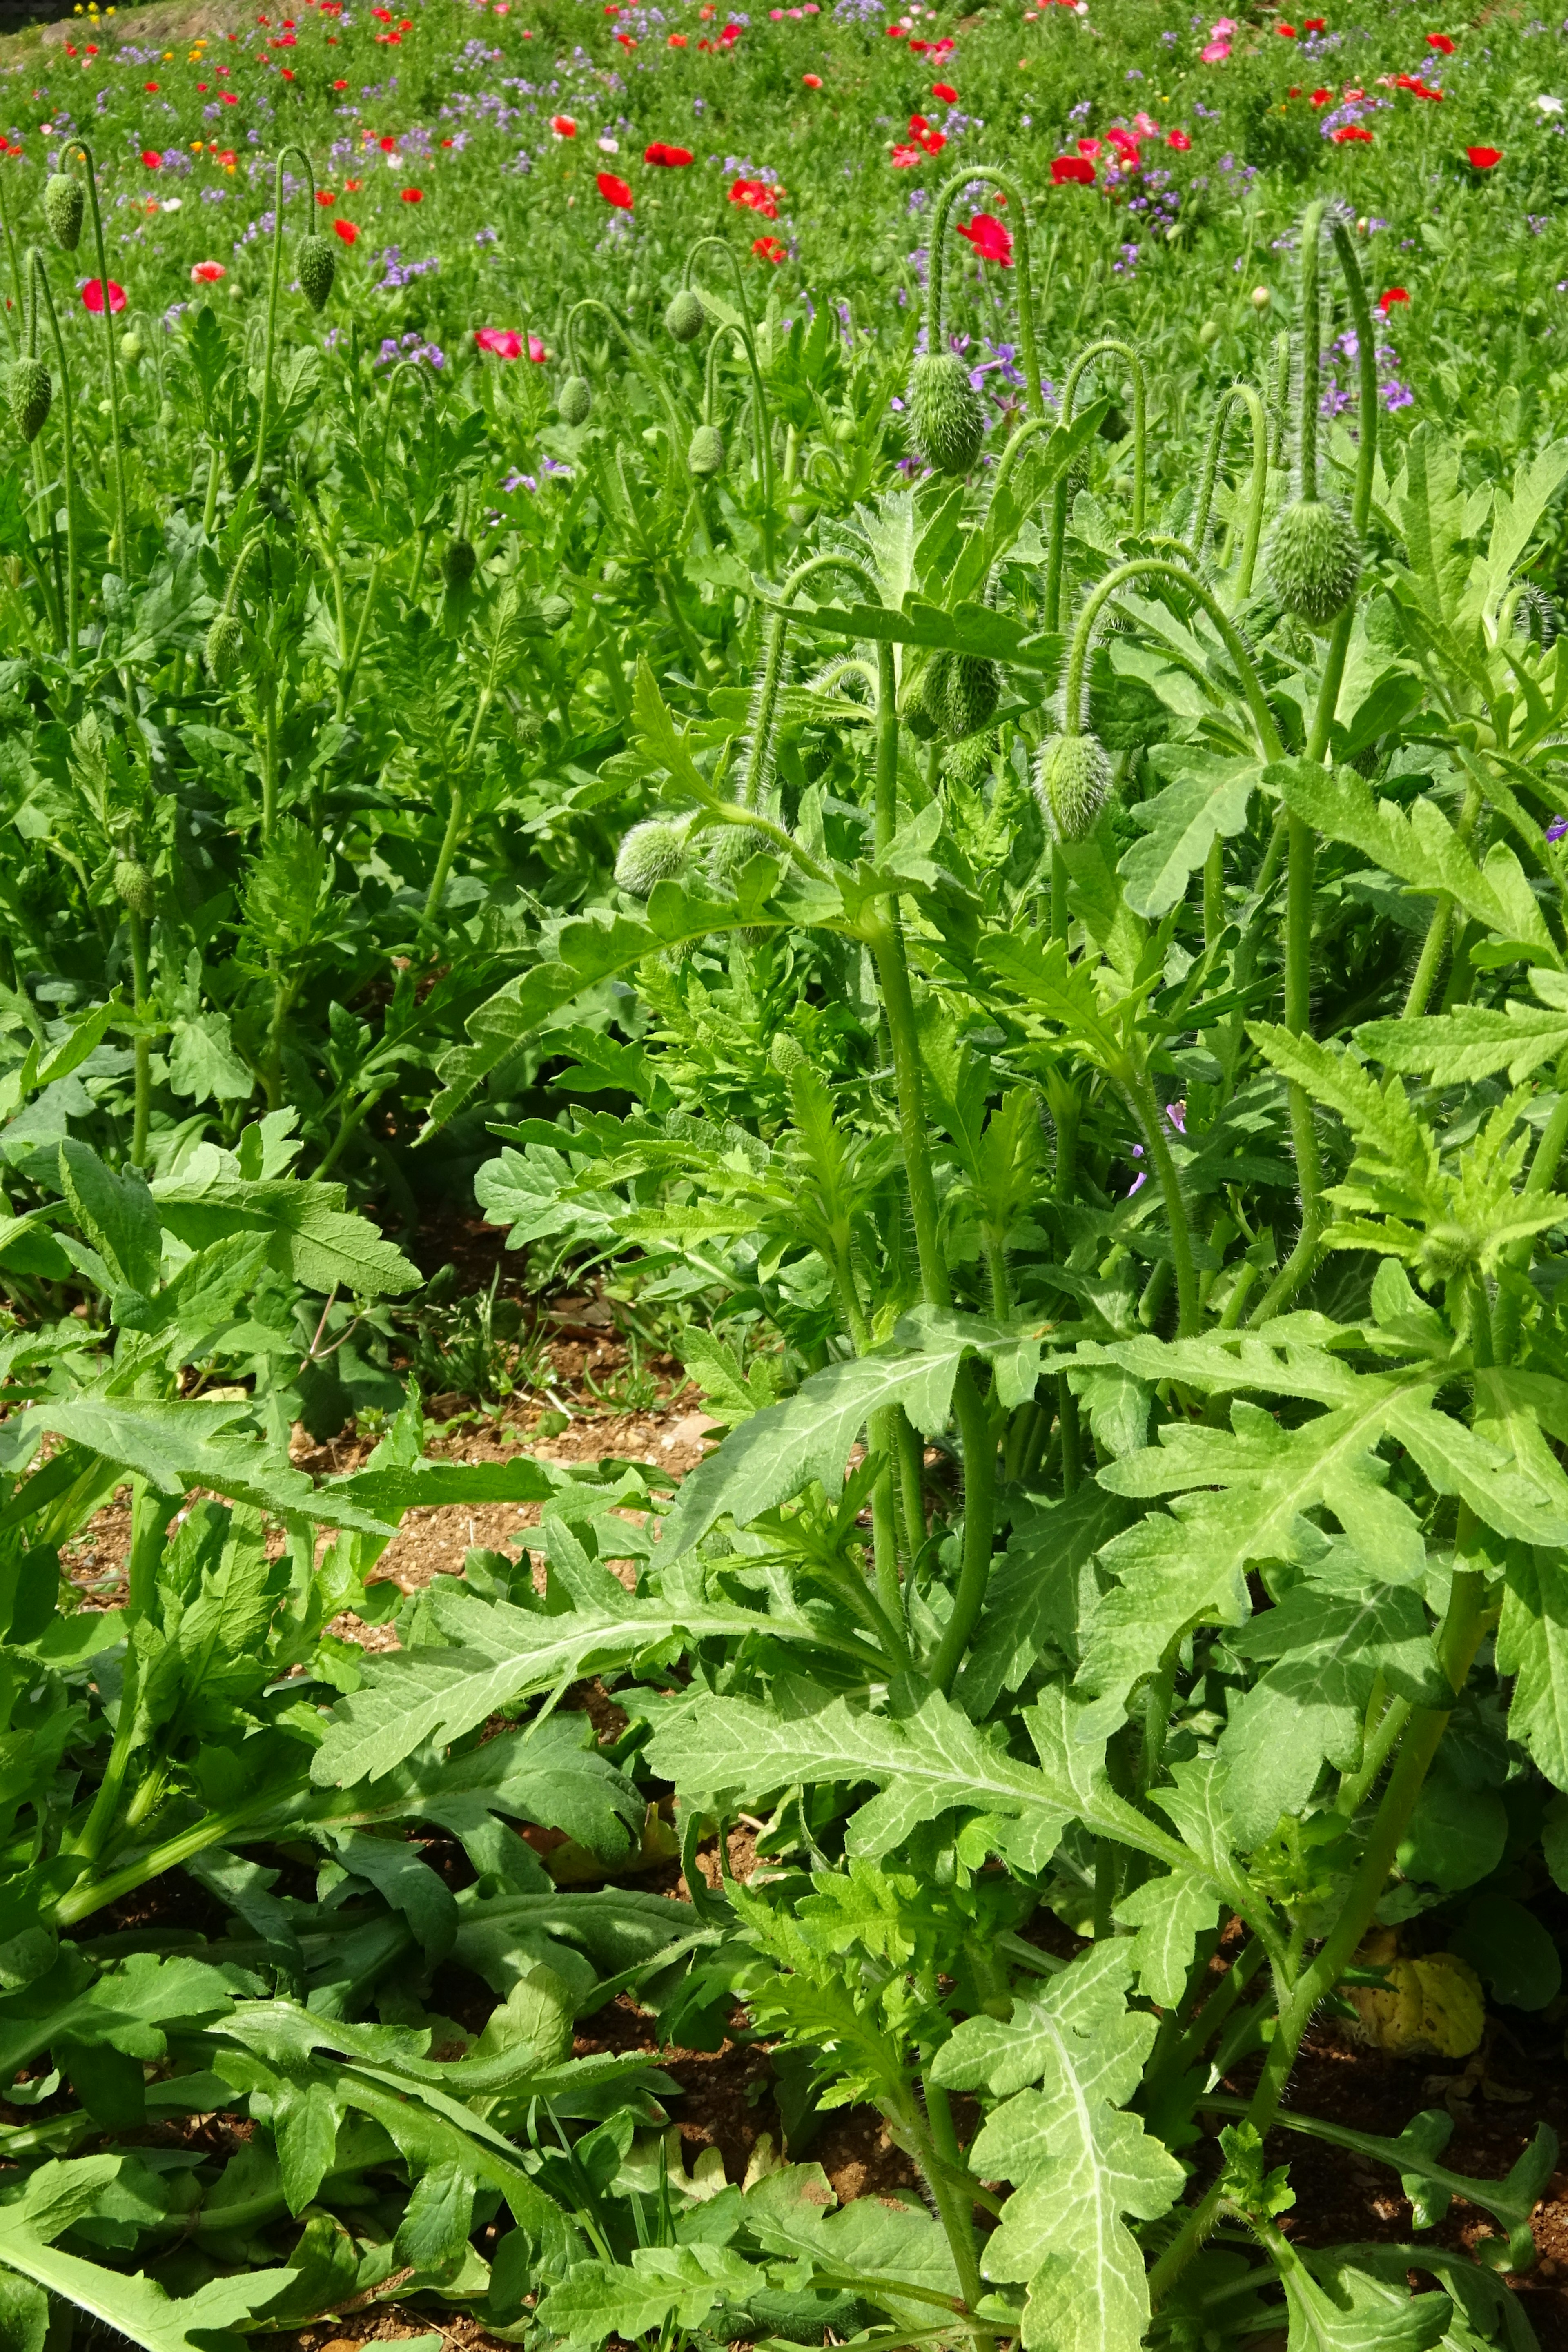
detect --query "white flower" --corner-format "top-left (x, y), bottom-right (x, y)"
top-left (1537, 94), bottom-right (1564, 114)
top-left (598, 134), bottom-right (619, 151)
top-left (161, 196), bottom-right (182, 211)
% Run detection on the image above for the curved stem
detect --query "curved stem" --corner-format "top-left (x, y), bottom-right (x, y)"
top-left (1062, 336), bottom-right (1147, 530)
top-left (59, 144), bottom-right (128, 576)
top-left (254, 144), bottom-right (317, 483)
top-left (376, 356), bottom-right (432, 488)
top-left (1191, 382), bottom-right (1269, 601)
top-left (1296, 200), bottom-right (1325, 500)
top-left (927, 165), bottom-right (1043, 417)
top-left (1124, 1070), bottom-right (1198, 1338)
top-left (24, 250), bottom-right (78, 659)
top-left (686, 236), bottom-right (775, 568)
top-left (1062, 558), bottom-right (1283, 762)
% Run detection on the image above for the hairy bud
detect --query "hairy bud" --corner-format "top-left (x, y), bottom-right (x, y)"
top-left (941, 652), bottom-right (1002, 742)
top-left (1266, 497), bottom-right (1361, 628)
top-left (770, 1031), bottom-right (806, 1077)
top-left (945, 731), bottom-right (995, 791)
top-left (541, 593), bottom-right (572, 634)
top-left (43, 173), bottom-right (84, 252)
top-left (442, 537), bottom-right (478, 591)
top-left (1034, 732), bottom-right (1114, 842)
top-left (908, 350), bottom-right (985, 477)
top-left (687, 423), bottom-right (725, 477)
top-left (8, 357), bottom-right (51, 444)
top-left (903, 654), bottom-right (947, 741)
top-left (615, 818), bottom-right (690, 897)
top-left (559, 374), bottom-right (593, 427)
top-left (205, 611), bottom-right (245, 684)
top-left (708, 821), bottom-right (777, 891)
top-left (664, 287), bottom-right (705, 343)
top-left (112, 859), bottom-right (157, 918)
top-left (119, 331), bottom-right (144, 365)
top-left (1196, 319), bottom-right (1220, 350)
top-left (296, 232), bottom-right (336, 314)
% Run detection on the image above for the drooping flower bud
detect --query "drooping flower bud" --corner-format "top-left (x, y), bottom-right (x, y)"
top-left (903, 654), bottom-right (946, 742)
top-left (1266, 497), bottom-right (1361, 628)
top-left (112, 859), bottom-right (157, 918)
top-left (8, 357), bottom-right (52, 444)
top-left (296, 232), bottom-right (336, 313)
top-left (908, 350), bottom-right (985, 477)
top-left (205, 611), bottom-right (245, 683)
top-left (708, 822), bottom-right (777, 889)
top-left (941, 652), bottom-right (1002, 741)
top-left (442, 537), bottom-right (478, 590)
top-left (43, 174), bottom-right (85, 252)
top-left (615, 818), bottom-right (691, 896)
top-left (664, 287), bottom-right (705, 343)
top-left (559, 374), bottom-right (593, 426)
top-left (945, 731), bottom-right (995, 790)
top-left (1034, 732), bottom-right (1114, 842)
top-left (119, 331), bottom-right (144, 364)
top-left (687, 424), bottom-right (725, 477)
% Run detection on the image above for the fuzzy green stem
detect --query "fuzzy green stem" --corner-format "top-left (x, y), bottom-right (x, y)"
top-left (254, 145), bottom-right (317, 484)
top-left (1191, 383), bottom-right (1269, 601)
top-left (685, 238), bottom-right (776, 568)
top-left (1124, 1070), bottom-right (1199, 1337)
top-left (927, 166), bottom-right (1043, 417)
top-left (1296, 201), bottom-right (1325, 501)
top-left (56, 148), bottom-right (127, 578)
top-left (1061, 336), bottom-right (1148, 532)
top-left (1062, 558), bottom-right (1283, 762)
top-left (24, 251), bottom-right (78, 660)
top-left (128, 909), bottom-right (151, 1167)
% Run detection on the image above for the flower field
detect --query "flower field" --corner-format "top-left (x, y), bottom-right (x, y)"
top-left (3, 0), bottom-right (1568, 2346)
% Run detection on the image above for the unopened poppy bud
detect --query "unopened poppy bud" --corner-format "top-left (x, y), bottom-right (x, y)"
top-left (1267, 497), bottom-right (1361, 627)
top-left (615, 818), bottom-right (690, 896)
top-left (945, 731), bottom-right (995, 790)
top-left (541, 593), bottom-right (572, 633)
top-left (1250, 285), bottom-right (1272, 312)
top-left (9, 357), bottom-right (51, 443)
top-left (664, 287), bottom-right (705, 342)
top-left (296, 232), bottom-right (336, 312)
top-left (442, 537), bottom-right (478, 590)
top-left (942, 652), bottom-right (1002, 741)
top-left (770, 1031), bottom-right (806, 1077)
top-left (205, 611), bottom-right (245, 683)
top-left (158, 398), bottom-right (176, 429)
top-left (908, 350), bottom-right (985, 476)
top-left (1034, 732), bottom-right (1114, 841)
top-left (43, 173), bottom-right (85, 252)
top-left (904, 655), bottom-right (946, 741)
top-left (1197, 319), bottom-right (1220, 350)
top-left (112, 858), bottom-right (157, 917)
top-left (708, 822), bottom-right (777, 886)
top-left (119, 331), bottom-right (144, 364)
top-left (559, 374), bottom-right (593, 426)
top-left (687, 423), bottom-right (725, 477)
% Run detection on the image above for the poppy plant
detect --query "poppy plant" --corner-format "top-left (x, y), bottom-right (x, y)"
top-left (1310, 86), bottom-right (1332, 103)
top-left (190, 258), bottom-right (225, 281)
top-left (802, 70), bottom-right (820, 83)
top-left (956, 210), bottom-right (1013, 265)
top-left (753, 234), bottom-right (786, 262)
top-left (1167, 127), bottom-right (1191, 148)
top-left (333, 216), bottom-right (358, 241)
top-left (1378, 286), bottom-right (1409, 313)
top-left (82, 280), bottom-right (126, 313)
top-left (1426, 29), bottom-right (1455, 51)
top-left (931, 79), bottom-right (957, 99)
top-left (597, 170), bottom-right (633, 207)
top-left (644, 141), bottom-right (694, 165)
top-left (140, 149), bottom-right (161, 167)
top-left (316, 187), bottom-right (335, 205)
top-left (889, 141), bottom-right (924, 166)
top-left (400, 185), bottom-right (423, 202)
top-left (550, 113), bottom-right (576, 135)
top-left (1331, 123), bottom-right (1373, 142)
top-left (1051, 154), bottom-right (1096, 183)
top-left (1303, 12), bottom-right (1325, 23)
top-left (731, 176), bottom-right (782, 218)
top-left (1277, 20), bottom-right (1296, 33)
top-left (1466, 144), bottom-right (1501, 167)
top-left (668, 31), bottom-right (686, 41)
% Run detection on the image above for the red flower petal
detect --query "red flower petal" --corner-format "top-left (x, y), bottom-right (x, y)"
top-left (597, 169), bottom-right (634, 206)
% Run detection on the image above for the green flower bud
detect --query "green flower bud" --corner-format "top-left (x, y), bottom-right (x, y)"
top-left (559, 374), bottom-right (593, 427)
top-left (1266, 497), bottom-right (1361, 628)
top-left (541, 593), bottom-right (572, 633)
top-left (664, 287), bottom-right (705, 343)
top-left (296, 232), bottom-right (336, 314)
top-left (908, 350), bottom-right (985, 477)
top-left (442, 537), bottom-right (478, 591)
top-left (119, 331), bottom-right (144, 364)
top-left (1197, 319), bottom-right (1221, 350)
top-left (1034, 732), bottom-right (1114, 842)
top-left (945, 731), bottom-right (995, 791)
top-left (708, 821), bottom-right (777, 889)
top-left (158, 398), bottom-right (176, 430)
top-left (615, 818), bottom-right (690, 897)
top-left (8, 357), bottom-right (51, 444)
top-left (903, 653), bottom-right (947, 742)
top-left (770, 1031), bottom-right (806, 1078)
top-left (687, 423), bottom-right (725, 477)
top-left (942, 651), bottom-right (1001, 742)
top-left (111, 858), bottom-right (157, 918)
top-left (205, 611), bottom-right (245, 684)
top-left (43, 173), bottom-right (84, 252)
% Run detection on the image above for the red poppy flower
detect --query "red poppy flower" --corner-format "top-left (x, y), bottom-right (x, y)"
top-left (719, 23), bottom-right (741, 42)
top-left (731, 177), bottom-right (782, 216)
top-left (144, 79), bottom-right (159, 90)
top-left (281, 67), bottom-right (295, 78)
top-left (908, 38), bottom-right (928, 51)
top-left (885, 19), bottom-right (906, 30)
top-left (401, 185), bottom-right (423, 202)
top-left (890, 142), bottom-right (924, 166)
top-left (802, 70), bottom-right (822, 83)
top-left (221, 90), bottom-right (238, 103)
top-left (1378, 286), bottom-right (1409, 313)
top-left (615, 29), bottom-right (637, 44)
top-left (1167, 127), bottom-right (1191, 148)
top-left (597, 170), bottom-right (633, 207)
top-left (1303, 13), bottom-right (1325, 24)
top-left (82, 280), bottom-right (126, 314)
top-left (316, 187), bottom-right (335, 205)
top-left (668, 31), bottom-right (687, 42)
top-left (191, 259), bottom-right (226, 283)
top-left (918, 125), bottom-right (946, 154)
top-left (1331, 123), bottom-right (1372, 143)
top-left (1426, 30), bottom-right (1455, 51)
top-left (332, 216), bottom-right (358, 241)
top-left (931, 80), bottom-right (957, 99)
top-left (956, 211), bottom-right (1012, 265)
top-left (753, 233), bottom-right (786, 261)
top-left (645, 141), bottom-right (694, 164)
top-left (345, 176), bottom-right (362, 189)
top-left (332, 76), bottom-right (347, 86)
top-left (1310, 86), bottom-right (1332, 103)
top-left (1466, 144), bottom-right (1501, 167)
top-left (1051, 154), bottom-right (1095, 183)
top-left (1276, 20), bottom-right (1296, 33)
top-left (1076, 136), bottom-right (1101, 156)
top-left (550, 114), bottom-right (577, 136)
top-left (140, 149), bottom-right (162, 168)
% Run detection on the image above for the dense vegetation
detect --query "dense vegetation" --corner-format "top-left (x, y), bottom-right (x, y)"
top-left (0, 0), bottom-right (1565, 2348)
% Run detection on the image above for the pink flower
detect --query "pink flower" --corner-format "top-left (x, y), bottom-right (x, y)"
top-left (550, 112), bottom-right (576, 135)
top-left (890, 140), bottom-right (924, 165)
top-left (82, 280), bottom-right (126, 314)
top-left (1200, 37), bottom-right (1229, 60)
top-left (476, 326), bottom-right (521, 356)
top-left (1132, 108), bottom-right (1160, 135)
top-left (190, 259), bottom-right (226, 282)
top-left (956, 210), bottom-right (1012, 264)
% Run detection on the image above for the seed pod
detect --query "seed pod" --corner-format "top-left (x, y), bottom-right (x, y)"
top-left (541, 593), bottom-right (572, 633)
top-left (942, 652), bottom-right (1001, 742)
top-left (1034, 731), bottom-right (1114, 842)
top-left (687, 424), bottom-right (725, 477)
top-left (442, 537), bottom-right (478, 590)
top-left (615, 818), bottom-right (690, 896)
top-left (9, 357), bottom-right (52, 444)
top-left (770, 1031), bottom-right (806, 1078)
top-left (205, 610), bottom-right (245, 684)
top-left (43, 173), bottom-right (85, 252)
top-left (908, 350), bottom-right (985, 477)
top-left (664, 287), bottom-right (705, 343)
top-left (559, 373), bottom-right (593, 426)
top-left (119, 331), bottom-right (144, 364)
top-left (1266, 497), bottom-right (1361, 628)
top-left (111, 858), bottom-right (157, 918)
top-left (296, 232), bottom-right (336, 314)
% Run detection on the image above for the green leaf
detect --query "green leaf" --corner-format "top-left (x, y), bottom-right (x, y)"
top-left (1497, 1548), bottom-right (1568, 1788)
top-left (325, 1830), bottom-right (459, 1962)
top-left (1119, 746), bottom-right (1261, 921)
top-left (150, 1171), bottom-right (418, 1299)
top-left (58, 1141), bottom-right (161, 1296)
top-left (1274, 2243), bottom-right (1450, 2352)
top-left (742, 2163), bottom-right (963, 2319)
top-left (1111, 1871), bottom-right (1222, 2008)
top-left (1356, 980), bottom-right (1568, 1085)
top-left (538, 2244), bottom-right (760, 2347)
top-left (944, 1943), bottom-right (1185, 2352)
top-left (392, 2160), bottom-right (477, 2274)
